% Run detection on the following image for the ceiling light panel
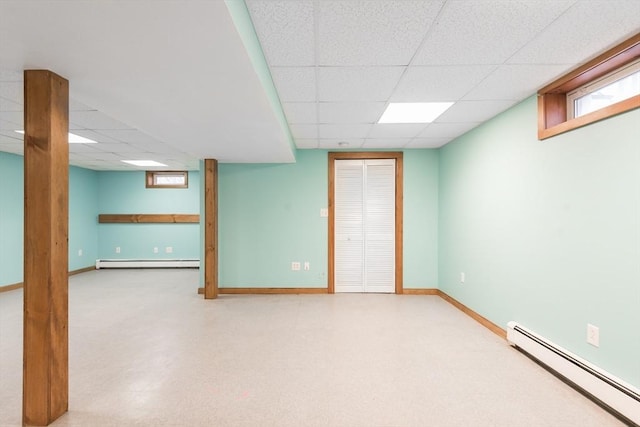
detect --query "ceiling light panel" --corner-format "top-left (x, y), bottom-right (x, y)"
top-left (318, 0), bottom-right (443, 66)
top-left (270, 67), bottom-right (317, 102)
top-left (246, 0), bottom-right (315, 67)
top-left (318, 102), bottom-right (386, 124)
top-left (391, 65), bottom-right (496, 102)
top-left (413, 0), bottom-right (574, 65)
top-left (121, 160), bottom-right (167, 167)
top-left (508, 1), bottom-right (640, 65)
top-left (318, 66), bottom-right (404, 102)
top-left (463, 64), bottom-right (568, 101)
top-left (378, 103), bottom-right (453, 125)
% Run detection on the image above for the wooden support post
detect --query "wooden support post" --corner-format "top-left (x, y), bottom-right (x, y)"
top-left (23, 70), bottom-right (69, 426)
top-left (204, 159), bottom-right (218, 299)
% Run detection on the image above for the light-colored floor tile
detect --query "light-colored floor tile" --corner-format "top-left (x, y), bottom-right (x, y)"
top-left (0, 269), bottom-right (626, 426)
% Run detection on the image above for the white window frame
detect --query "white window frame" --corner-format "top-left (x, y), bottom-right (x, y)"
top-left (567, 58), bottom-right (640, 119)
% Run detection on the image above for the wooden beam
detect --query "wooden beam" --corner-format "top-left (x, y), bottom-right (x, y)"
top-left (203, 159), bottom-right (218, 299)
top-left (98, 214), bottom-right (199, 223)
top-left (23, 70), bottom-right (69, 426)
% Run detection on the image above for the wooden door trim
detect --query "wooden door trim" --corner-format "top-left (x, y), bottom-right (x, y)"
top-left (328, 152), bottom-right (404, 294)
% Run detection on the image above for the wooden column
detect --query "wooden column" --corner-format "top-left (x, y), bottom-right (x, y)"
top-left (23, 70), bottom-right (69, 426)
top-left (203, 159), bottom-right (218, 299)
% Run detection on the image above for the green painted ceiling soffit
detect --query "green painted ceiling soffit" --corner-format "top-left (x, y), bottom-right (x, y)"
top-left (225, 0), bottom-right (297, 159)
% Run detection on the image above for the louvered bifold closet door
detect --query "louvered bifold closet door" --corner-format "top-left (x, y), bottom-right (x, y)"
top-left (363, 159), bottom-right (395, 293)
top-left (334, 159), bottom-right (395, 293)
top-left (335, 160), bottom-right (365, 292)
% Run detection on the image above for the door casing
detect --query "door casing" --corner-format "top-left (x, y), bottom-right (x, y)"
top-left (328, 152), bottom-right (403, 294)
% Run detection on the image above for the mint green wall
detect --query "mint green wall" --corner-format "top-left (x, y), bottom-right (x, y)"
top-left (403, 149), bottom-right (439, 288)
top-left (97, 171), bottom-right (200, 260)
top-left (69, 166), bottom-right (98, 271)
top-left (0, 152), bottom-right (98, 286)
top-left (217, 149), bottom-right (439, 288)
top-left (0, 152), bottom-right (24, 286)
top-left (438, 96), bottom-right (640, 388)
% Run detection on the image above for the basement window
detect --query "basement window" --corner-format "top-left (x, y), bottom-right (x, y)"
top-left (538, 33), bottom-right (640, 139)
top-left (146, 171), bottom-right (188, 188)
top-left (568, 59), bottom-right (640, 118)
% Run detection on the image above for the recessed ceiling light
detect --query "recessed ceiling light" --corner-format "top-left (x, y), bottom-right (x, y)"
top-left (121, 160), bottom-right (168, 167)
top-left (378, 102), bottom-right (454, 124)
top-left (14, 130), bottom-right (97, 144)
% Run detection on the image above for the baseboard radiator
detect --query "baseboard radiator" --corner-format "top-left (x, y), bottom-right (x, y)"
top-left (95, 259), bottom-right (199, 269)
top-left (507, 321), bottom-right (640, 424)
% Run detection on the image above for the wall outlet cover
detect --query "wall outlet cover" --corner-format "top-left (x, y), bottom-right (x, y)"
top-left (587, 324), bottom-right (600, 347)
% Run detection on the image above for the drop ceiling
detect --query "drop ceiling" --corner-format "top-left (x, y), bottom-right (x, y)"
top-left (0, 1), bottom-right (638, 170)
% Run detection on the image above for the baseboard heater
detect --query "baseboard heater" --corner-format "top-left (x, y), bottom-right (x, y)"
top-left (507, 321), bottom-right (640, 425)
top-left (95, 259), bottom-right (200, 269)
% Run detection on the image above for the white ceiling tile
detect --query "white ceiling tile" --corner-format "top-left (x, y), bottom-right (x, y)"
top-left (92, 143), bottom-right (145, 153)
top-left (367, 124), bottom-right (427, 139)
top-left (318, 124), bottom-right (372, 139)
top-left (418, 122), bottom-right (480, 139)
top-left (318, 67), bottom-right (404, 102)
top-left (318, 0), bottom-right (443, 66)
top-left (282, 102), bottom-right (317, 124)
top-left (68, 144), bottom-right (102, 153)
top-left (463, 64), bottom-right (569, 101)
top-left (435, 100), bottom-right (519, 123)
top-left (247, 0), bottom-right (315, 66)
top-left (93, 129), bottom-right (163, 145)
top-left (0, 133), bottom-right (21, 144)
top-left (80, 152), bottom-right (125, 161)
top-left (0, 82), bottom-right (22, 104)
top-left (509, 1), bottom-right (640, 65)
top-left (405, 138), bottom-right (451, 148)
top-left (0, 130), bottom-right (21, 141)
top-left (319, 139), bottom-right (364, 149)
top-left (318, 102), bottom-right (386, 124)
top-left (289, 124), bottom-right (318, 139)
top-left (69, 111), bottom-right (131, 130)
top-left (362, 138), bottom-right (411, 149)
top-left (294, 139), bottom-right (319, 149)
top-left (0, 143), bottom-right (23, 155)
top-left (0, 69), bottom-right (22, 81)
top-left (271, 67), bottom-right (316, 102)
top-left (414, 0), bottom-right (574, 65)
top-left (69, 98), bottom-right (95, 112)
top-left (0, 112), bottom-right (21, 129)
top-left (0, 98), bottom-right (22, 112)
top-left (391, 65), bottom-right (496, 102)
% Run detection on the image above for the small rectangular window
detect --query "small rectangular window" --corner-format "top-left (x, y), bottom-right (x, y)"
top-left (146, 171), bottom-right (188, 188)
top-left (567, 58), bottom-right (640, 119)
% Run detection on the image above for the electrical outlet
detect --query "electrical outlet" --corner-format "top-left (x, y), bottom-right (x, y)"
top-left (304, 261), bottom-right (310, 271)
top-left (78, 249), bottom-right (83, 256)
top-left (320, 208), bottom-right (328, 217)
top-left (115, 246), bottom-right (121, 254)
top-left (153, 247), bottom-right (159, 253)
top-left (165, 246), bottom-right (173, 254)
top-left (587, 324), bottom-right (600, 347)
top-left (460, 272), bottom-right (465, 283)
top-left (291, 262), bottom-right (301, 271)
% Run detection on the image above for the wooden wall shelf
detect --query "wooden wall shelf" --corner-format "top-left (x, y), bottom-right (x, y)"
top-left (98, 214), bottom-right (199, 224)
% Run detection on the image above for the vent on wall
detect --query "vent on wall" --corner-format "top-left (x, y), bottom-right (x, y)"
top-left (96, 259), bottom-right (199, 269)
top-left (506, 321), bottom-right (640, 425)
